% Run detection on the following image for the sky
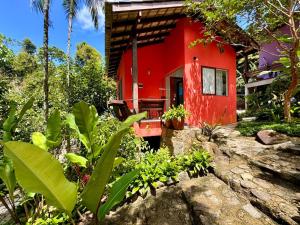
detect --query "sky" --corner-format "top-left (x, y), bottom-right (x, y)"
top-left (0, 0), bottom-right (105, 56)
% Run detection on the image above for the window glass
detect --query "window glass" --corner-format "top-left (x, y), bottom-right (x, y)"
top-left (202, 67), bottom-right (215, 94)
top-left (216, 70), bottom-right (228, 96)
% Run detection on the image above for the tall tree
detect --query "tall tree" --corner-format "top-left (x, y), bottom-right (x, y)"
top-left (63, 0), bottom-right (102, 103)
top-left (22, 38), bottom-right (37, 55)
top-left (31, 0), bottom-right (50, 122)
top-left (186, 0), bottom-right (300, 122)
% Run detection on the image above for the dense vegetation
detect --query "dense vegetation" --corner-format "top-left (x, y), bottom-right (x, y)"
top-left (237, 121), bottom-right (300, 137)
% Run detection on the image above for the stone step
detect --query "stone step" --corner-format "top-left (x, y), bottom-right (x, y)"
top-left (214, 154), bottom-right (300, 225)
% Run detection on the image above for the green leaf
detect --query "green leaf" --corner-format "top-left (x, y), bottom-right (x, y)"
top-left (81, 112), bottom-right (146, 213)
top-left (46, 110), bottom-right (61, 148)
top-left (16, 97), bottom-right (34, 129)
top-left (98, 170), bottom-right (139, 221)
top-left (32, 132), bottom-right (47, 150)
top-left (72, 101), bottom-right (99, 152)
top-left (2, 103), bottom-right (17, 142)
top-left (81, 127), bottom-right (129, 213)
top-left (65, 153), bottom-right (88, 168)
top-left (0, 157), bottom-right (16, 199)
top-left (4, 141), bottom-right (77, 214)
top-left (113, 157), bottom-right (124, 168)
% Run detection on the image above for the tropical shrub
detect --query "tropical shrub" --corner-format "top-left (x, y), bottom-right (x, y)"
top-left (127, 147), bottom-right (180, 197)
top-left (200, 122), bottom-right (220, 141)
top-left (178, 149), bottom-right (212, 177)
top-left (0, 101), bottom-right (146, 224)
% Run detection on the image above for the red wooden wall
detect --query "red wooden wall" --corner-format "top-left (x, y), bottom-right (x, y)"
top-left (117, 18), bottom-right (237, 127)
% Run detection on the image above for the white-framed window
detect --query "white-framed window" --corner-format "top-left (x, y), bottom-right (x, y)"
top-left (202, 67), bottom-right (228, 96)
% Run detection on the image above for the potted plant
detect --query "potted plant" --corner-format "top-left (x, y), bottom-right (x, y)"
top-left (162, 110), bottom-right (173, 128)
top-left (163, 105), bottom-right (188, 130)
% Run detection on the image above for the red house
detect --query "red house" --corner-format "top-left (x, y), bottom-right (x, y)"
top-left (105, 0), bottom-right (255, 137)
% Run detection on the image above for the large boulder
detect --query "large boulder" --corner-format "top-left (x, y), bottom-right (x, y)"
top-left (256, 130), bottom-right (289, 145)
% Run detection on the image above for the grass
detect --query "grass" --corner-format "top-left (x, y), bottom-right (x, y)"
top-left (236, 121), bottom-right (300, 137)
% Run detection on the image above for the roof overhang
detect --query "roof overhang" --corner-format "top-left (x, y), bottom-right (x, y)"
top-left (105, 0), bottom-right (258, 77)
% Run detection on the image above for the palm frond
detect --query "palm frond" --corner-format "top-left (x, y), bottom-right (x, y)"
top-left (63, 0), bottom-right (79, 18)
top-left (30, 0), bottom-right (44, 13)
top-left (85, 0), bottom-right (103, 29)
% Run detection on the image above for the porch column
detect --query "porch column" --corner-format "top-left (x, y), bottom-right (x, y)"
top-left (132, 35), bottom-right (139, 113)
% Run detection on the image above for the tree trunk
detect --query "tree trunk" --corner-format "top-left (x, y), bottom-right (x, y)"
top-left (66, 0), bottom-right (73, 96)
top-left (284, 50), bottom-right (299, 122)
top-left (43, 0), bottom-right (50, 122)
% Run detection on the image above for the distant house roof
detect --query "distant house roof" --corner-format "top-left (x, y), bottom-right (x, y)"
top-left (105, 0), bottom-right (258, 77)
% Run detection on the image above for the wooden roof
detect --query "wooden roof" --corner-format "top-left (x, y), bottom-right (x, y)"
top-left (105, 0), bottom-right (258, 77)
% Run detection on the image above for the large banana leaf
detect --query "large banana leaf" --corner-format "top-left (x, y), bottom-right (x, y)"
top-left (31, 132), bottom-right (48, 150)
top-left (46, 109), bottom-right (61, 148)
top-left (72, 101), bottom-right (99, 152)
top-left (0, 157), bottom-right (16, 199)
top-left (31, 110), bottom-right (62, 151)
top-left (4, 142), bottom-right (77, 214)
top-left (81, 112), bottom-right (146, 213)
top-left (98, 170), bottom-right (139, 221)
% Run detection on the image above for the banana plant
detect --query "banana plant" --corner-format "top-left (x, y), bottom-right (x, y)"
top-left (0, 97), bottom-right (34, 224)
top-left (3, 102), bottom-right (146, 224)
top-left (31, 109), bottom-right (62, 151)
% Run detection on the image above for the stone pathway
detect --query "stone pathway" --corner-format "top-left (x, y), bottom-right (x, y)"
top-left (104, 174), bottom-right (277, 225)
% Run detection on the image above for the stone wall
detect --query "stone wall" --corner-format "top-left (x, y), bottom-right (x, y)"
top-left (160, 127), bottom-right (200, 155)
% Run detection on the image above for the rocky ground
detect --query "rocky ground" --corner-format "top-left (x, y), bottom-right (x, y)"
top-left (104, 126), bottom-right (300, 225)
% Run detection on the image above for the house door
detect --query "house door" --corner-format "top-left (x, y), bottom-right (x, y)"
top-left (170, 77), bottom-right (184, 107)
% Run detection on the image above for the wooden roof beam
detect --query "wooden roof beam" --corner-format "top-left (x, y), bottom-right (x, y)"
top-left (111, 24), bottom-right (176, 38)
top-left (111, 32), bottom-right (170, 46)
top-left (112, 13), bottom-right (185, 27)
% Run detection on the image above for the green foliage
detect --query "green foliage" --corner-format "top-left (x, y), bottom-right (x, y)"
top-left (162, 104), bottom-right (188, 121)
top-left (3, 141), bottom-right (78, 214)
top-left (127, 147), bottom-right (180, 197)
top-left (22, 38), bottom-right (37, 55)
top-left (237, 121), bottom-right (300, 137)
top-left (68, 101), bottom-right (100, 158)
top-left (98, 170), bottom-right (139, 222)
top-left (81, 112), bottom-right (146, 213)
top-left (0, 34), bottom-right (15, 76)
top-left (2, 97), bottom-right (34, 142)
top-left (13, 52), bottom-right (38, 77)
top-left (178, 150), bottom-right (212, 177)
top-left (0, 157), bottom-right (16, 199)
top-left (65, 153), bottom-right (88, 168)
top-left (32, 109), bottom-right (62, 150)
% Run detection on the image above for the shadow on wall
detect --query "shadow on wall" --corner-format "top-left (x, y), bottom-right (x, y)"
top-left (185, 60), bottom-right (232, 127)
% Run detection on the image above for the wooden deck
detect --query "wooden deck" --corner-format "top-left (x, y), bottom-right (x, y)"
top-left (133, 119), bottom-right (162, 137)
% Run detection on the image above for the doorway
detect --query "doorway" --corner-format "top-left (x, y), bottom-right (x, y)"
top-left (165, 68), bottom-right (183, 109)
top-left (170, 77), bottom-right (184, 107)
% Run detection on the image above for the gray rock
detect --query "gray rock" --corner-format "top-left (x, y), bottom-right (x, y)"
top-left (257, 130), bottom-right (289, 145)
top-left (240, 180), bottom-right (257, 189)
top-left (251, 189), bottom-right (271, 201)
top-left (241, 173), bottom-right (253, 181)
top-left (178, 171), bottom-right (190, 182)
top-left (242, 203), bottom-right (262, 219)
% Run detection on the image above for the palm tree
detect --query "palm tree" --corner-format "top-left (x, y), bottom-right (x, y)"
top-left (31, 0), bottom-right (50, 122)
top-left (63, 0), bottom-right (102, 99)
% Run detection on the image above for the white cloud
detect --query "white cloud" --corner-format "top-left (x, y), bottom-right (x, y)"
top-left (76, 6), bottom-right (105, 32)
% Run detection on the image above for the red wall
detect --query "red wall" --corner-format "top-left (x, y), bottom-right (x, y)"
top-left (183, 19), bottom-right (237, 126)
top-left (117, 18), bottom-right (237, 126)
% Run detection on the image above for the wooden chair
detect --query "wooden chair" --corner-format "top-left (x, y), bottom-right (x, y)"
top-left (108, 100), bottom-right (134, 121)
